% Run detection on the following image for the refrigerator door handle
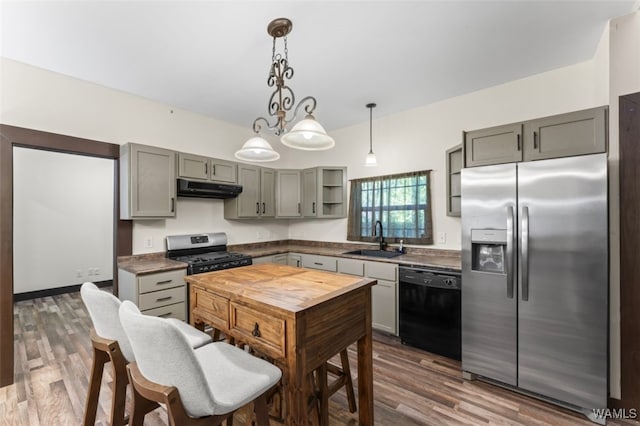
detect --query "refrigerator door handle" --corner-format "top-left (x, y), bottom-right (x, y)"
top-left (521, 206), bottom-right (530, 301)
top-left (506, 205), bottom-right (515, 299)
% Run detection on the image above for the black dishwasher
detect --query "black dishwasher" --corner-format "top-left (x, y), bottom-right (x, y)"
top-left (399, 265), bottom-right (461, 360)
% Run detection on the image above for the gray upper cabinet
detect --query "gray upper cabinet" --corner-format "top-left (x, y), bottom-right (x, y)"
top-left (120, 143), bottom-right (176, 219)
top-left (446, 145), bottom-right (462, 217)
top-left (276, 170), bottom-right (302, 218)
top-left (224, 164), bottom-right (275, 219)
top-left (302, 168), bottom-right (318, 217)
top-left (260, 168), bottom-right (276, 217)
top-left (523, 107), bottom-right (607, 162)
top-left (177, 152), bottom-right (237, 183)
top-left (225, 164), bottom-right (260, 218)
top-left (464, 106), bottom-right (607, 168)
top-left (464, 123), bottom-right (523, 167)
top-left (302, 167), bottom-right (347, 218)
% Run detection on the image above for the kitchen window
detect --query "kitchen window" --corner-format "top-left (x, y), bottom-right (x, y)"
top-left (347, 170), bottom-right (433, 245)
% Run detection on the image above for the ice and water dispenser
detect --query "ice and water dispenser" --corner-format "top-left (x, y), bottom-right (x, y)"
top-left (471, 229), bottom-right (507, 274)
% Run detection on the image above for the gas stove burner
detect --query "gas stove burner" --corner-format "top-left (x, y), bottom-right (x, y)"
top-left (166, 232), bottom-right (252, 275)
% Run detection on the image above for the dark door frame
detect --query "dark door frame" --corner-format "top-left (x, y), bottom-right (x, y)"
top-left (613, 91), bottom-right (640, 410)
top-left (0, 124), bottom-right (132, 386)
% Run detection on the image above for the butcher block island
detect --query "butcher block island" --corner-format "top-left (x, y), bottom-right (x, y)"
top-left (186, 263), bottom-right (376, 426)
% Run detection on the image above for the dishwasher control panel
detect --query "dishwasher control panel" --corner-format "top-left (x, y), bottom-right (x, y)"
top-left (399, 266), bottom-right (461, 290)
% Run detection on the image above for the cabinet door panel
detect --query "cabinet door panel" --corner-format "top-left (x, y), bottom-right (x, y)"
top-left (261, 168), bottom-right (276, 217)
top-left (464, 124), bottom-right (523, 167)
top-left (302, 168), bottom-right (317, 217)
top-left (524, 107), bottom-right (606, 161)
top-left (178, 152), bottom-right (208, 180)
top-left (237, 164), bottom-right (260, 217)
top-left (130, 145), bottom-right (176, 217)
top-left (372, 279), bottom-right (397, 334)
top-left (211, 159), bottom-right (237, 183)
top-left (276, 170), bottom-right (301, 217)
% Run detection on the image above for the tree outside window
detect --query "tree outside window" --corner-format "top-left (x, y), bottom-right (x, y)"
top-left (347, 170), bottom-right (433, 245)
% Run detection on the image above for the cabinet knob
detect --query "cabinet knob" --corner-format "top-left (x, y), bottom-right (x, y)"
top-left (252, 322), bottom-right (261, 337)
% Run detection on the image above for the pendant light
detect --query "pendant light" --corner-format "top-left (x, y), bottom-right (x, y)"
top-left (234, 135), bottom-right (280, 162)
top-left (239, 17), bottom-right (334, 160)
top-left (365, 103), bottom-right (377, 167)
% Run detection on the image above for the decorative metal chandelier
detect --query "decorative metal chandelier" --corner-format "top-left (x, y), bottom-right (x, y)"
top-left (235, 18), bottom-right (334, 162)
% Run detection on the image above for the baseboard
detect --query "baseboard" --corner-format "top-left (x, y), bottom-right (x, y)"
top-left (13, 280), bottom-right (113, 301)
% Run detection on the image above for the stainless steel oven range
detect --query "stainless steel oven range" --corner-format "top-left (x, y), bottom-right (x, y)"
top-left (166, 232), bottom-right (252, 275)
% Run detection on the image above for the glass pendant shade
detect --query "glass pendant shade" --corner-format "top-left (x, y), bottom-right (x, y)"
top-left (364, 102), bottom-right (378, 166)
top-left (365, 151), bottom-right (378, 167)
top-left (280, 115), bottom-right (335, 151)
top-left (235, 136), bottom-right (280, 162)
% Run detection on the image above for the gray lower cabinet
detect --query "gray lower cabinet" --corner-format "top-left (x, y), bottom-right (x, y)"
top-left (251, 255), bottom-right (273, 264)
top-left (288, 254), bottom-right (302, 267)
top-left (120, 143), bottom-right (176, 219)
top-left (464, 106), bottom-right (607, 167)
top-left (118, 268), bottom-right (187, 320)
top-left (224, 165), bottom-right (275, 218)
top-left (177, 152), bottom-right (237, 183)
top-left (276, 170), bottom-right (302, 218)
top-left (300, 254), bottom-right (337, 272)
top-left (337, 257), bottom-right (398, 335)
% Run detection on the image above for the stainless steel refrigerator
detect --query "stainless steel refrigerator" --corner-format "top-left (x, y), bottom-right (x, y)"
top-left (461, 153), bottom-right (608, 419)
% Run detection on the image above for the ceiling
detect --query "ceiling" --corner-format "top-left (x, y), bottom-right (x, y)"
top-left (1, 1), bottom-right (637, 132)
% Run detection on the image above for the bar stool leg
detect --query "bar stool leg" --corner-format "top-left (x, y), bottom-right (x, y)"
top-left (340, 349), bottom-right (357, 413)
top-left (83, 344), bottom-right (109, 426)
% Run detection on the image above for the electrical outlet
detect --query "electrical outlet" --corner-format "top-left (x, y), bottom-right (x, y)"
top-left (437, 232), bottom-right (446, 244)
top-left (87, 268), bottom-right (93, 276)
top-left (256, 231), bottom-right (263, 239)
top-left (76, 269), bottom-right (83, 278)
top-left (94, 268), bottom-right (100, 275)
top-left (264, 230), bottom-right (271, 239)
top-left (144, 237), bottom-right (153, 248)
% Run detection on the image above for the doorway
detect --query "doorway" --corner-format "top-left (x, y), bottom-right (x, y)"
top-left (0, 125), bottom-right (132, 386)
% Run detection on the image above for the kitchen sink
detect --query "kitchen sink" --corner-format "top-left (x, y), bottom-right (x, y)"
top-left (343, 249), bottom-right (403, 258)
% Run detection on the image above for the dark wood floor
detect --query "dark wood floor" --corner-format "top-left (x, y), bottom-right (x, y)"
top-left (1, 291), bottom-right (637, 425)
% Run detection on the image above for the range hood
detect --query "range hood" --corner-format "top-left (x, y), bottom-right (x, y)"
top-left (176, 178), bottom-right (242, 199)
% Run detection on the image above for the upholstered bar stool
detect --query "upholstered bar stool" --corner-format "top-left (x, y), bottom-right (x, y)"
top-left (119, 301), bottom-right (282, 426)
top-left (80, 282), bottom-right (212, 426)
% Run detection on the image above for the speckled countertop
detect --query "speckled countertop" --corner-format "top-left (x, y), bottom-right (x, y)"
top-left (229, 240), bottom-right (461, 272)
top-left (118, 240), bottom-right (461, 275)
top-left (117, 253), bottom-right (187, 275)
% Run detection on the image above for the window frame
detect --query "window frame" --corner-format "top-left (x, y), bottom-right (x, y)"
top-left (347, 170), bottom-right (433, 245)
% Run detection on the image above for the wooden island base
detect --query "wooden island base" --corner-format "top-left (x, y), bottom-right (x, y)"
top-left (186, 263), bottom-right (376, 426)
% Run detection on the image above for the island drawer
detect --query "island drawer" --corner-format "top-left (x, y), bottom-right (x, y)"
top-left (230, 302), bottom-right (286, 359)
top-left (191, 287), bottom-right (230, 331)
top-left (143, 302), bottom-right (186, 321)
top-left (139, 269), bottom-right (186, 294)
top-left (138, 286), bottom-right (185, 311)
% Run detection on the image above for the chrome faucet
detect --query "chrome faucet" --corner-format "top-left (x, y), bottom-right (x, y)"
top-left (373, 220), bottom-right (386, 251)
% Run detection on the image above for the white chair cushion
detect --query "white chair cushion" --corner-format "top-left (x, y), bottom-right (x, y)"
top-left (166, 318), bottom-right (212, 349)
top-left (81, 282), bottom-right (136, 362)
top-left (194, 342), bottom-right (282, 415)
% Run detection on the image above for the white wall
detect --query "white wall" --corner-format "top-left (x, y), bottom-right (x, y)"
top-left (287, 27), bottom-right (610, 250)
top-left (608, 9), bottom-right (640, 401)
top-left (12, 147), bottom-right (114, 292)
top-left (0, 58), bottom-right (291, 254)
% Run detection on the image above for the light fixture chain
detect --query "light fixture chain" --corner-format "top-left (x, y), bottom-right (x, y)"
top-left (271, 37), bottom-right (276, 63)
top-left (284, 36), bottom-right (289, 62)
